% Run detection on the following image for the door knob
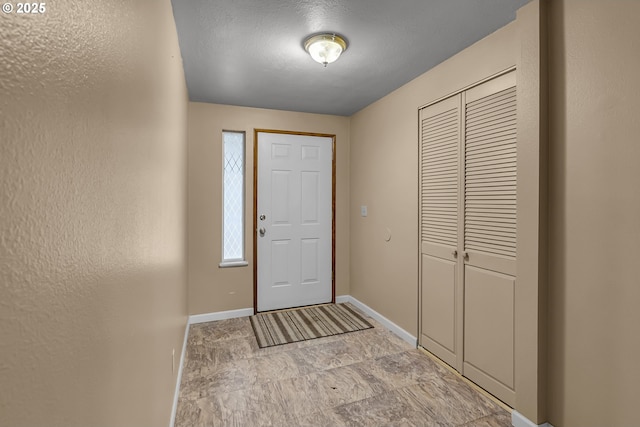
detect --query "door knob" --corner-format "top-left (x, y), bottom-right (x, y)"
top-left (259, 227), bottom-right (266, 237)
top-left (259, 214), bottom-right (266, 221)
top-left (463, 252), bottom-right (469, 260)
top-left (452, 250), bottom-right (458, 258)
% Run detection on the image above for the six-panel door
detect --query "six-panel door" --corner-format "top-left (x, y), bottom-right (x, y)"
top-left (256, 132), bottom-right (333, 312)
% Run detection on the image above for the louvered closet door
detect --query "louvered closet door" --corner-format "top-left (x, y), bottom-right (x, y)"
top-left (419, 94), bottom-right (462, 369)
top-left (462, 71), bottom-right (517, 406)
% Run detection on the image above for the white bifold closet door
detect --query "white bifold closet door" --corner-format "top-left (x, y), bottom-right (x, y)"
top-left (419, 94), bottom-right (462, 370)
top-left (419, 71), bottom-right (517, 406)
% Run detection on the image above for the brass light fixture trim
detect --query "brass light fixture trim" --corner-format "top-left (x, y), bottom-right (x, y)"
top-left (304, 33), bottom-right (348, 67)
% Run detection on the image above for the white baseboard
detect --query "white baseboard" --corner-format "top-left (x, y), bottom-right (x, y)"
top-left (512, 410), bottom-right (554, 427)
top-left (185, 297), bottom-right (416, 346)
top-left (335, 295), bottom-right (351, 304)
top-left (169, 321), bottom-right (190, 427)
top-left (337, 295), bottom-right (417, 346)
top-left (188, 307), bottom-right (253, 324)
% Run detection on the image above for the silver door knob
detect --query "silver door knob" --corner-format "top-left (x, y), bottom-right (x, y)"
top-left (259, 227), bottom-right (266, 237)
top-left (259, 215), bottom-right (266, 221)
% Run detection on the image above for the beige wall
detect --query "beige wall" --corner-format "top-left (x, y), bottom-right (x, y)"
top-left (0, 1), bottom-right (188, 426)
top-left (349, 23), bottom-right (518, 337)
top-left (515, 0), bottom-right (548, 422)
top-left (187, 103), bottom-right (350, 315)
top-left (547, 1), bottom-right (640, 426)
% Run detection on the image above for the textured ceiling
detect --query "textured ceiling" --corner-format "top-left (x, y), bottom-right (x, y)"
top-left (171, 0), bottom-right (530, 116)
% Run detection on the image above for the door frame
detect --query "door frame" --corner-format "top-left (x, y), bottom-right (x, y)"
top-left (253, 129), bottom-right (336, 313)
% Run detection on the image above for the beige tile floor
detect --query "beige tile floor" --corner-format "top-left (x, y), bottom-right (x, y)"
top-left (175, 304), bottom-right (512, 427)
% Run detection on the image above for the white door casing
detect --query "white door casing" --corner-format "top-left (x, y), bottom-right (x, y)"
top-left (255, 131), bottom-right (334, 312)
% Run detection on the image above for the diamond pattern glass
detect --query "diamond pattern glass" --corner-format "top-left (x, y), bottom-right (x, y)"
top-left (223, 132), bottom-right (244, 261)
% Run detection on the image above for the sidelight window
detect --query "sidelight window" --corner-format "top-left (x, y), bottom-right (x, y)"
top-left (220, 130), bottom-right (247, 267)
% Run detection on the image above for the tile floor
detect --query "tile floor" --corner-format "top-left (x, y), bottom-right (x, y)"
top-left (175, 304), bottom-right (512, 427)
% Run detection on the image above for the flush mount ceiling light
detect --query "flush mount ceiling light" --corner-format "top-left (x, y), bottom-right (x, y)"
top-left (304, 33), bottom-right (348, 67)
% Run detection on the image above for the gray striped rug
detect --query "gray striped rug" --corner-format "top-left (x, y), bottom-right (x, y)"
top-left (250, 303), bottom-right (374, 348)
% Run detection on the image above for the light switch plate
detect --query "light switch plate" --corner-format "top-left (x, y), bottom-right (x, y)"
top-left (360, 205), bottom-right (368, 217)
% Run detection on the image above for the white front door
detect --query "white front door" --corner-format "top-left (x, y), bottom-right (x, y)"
top-left (256, 131), bottom-right (334, 312)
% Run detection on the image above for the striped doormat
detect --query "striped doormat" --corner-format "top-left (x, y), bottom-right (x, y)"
top-left (250, 303), bottom-right (374, 348)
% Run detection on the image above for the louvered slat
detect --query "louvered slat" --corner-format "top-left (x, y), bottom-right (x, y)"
top-left (421, 106), bottom-right (458, 247)
top-left (465, 86), bottom-right (516, 259)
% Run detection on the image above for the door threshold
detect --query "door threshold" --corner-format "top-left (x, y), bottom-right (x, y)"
top-left (256, 302), bottom-right (334, 314)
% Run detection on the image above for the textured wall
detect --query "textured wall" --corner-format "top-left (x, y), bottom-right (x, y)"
top-left (0, 1), bottom-right (188, 426)
top-left (547, 1), bottom-right (640, 425)
top-left (514, 1), bottom-right (547, 422)
top-left (187, 103), bottom-right (350, 315)
top-left (349, 23), bottom-right (517, 337)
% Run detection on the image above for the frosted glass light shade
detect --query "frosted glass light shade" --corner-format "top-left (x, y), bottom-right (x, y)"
top-left (304, 34), bottom-right (347, 66)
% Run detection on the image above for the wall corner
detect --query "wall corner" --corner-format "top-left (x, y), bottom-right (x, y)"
top-left (515, 0), bottom-right (549, 424)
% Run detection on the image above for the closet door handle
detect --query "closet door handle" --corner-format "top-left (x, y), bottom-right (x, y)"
top-left (463, 252), bottom-right (469, 260)
top-left (452, 250), bottom-right (458, 258)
